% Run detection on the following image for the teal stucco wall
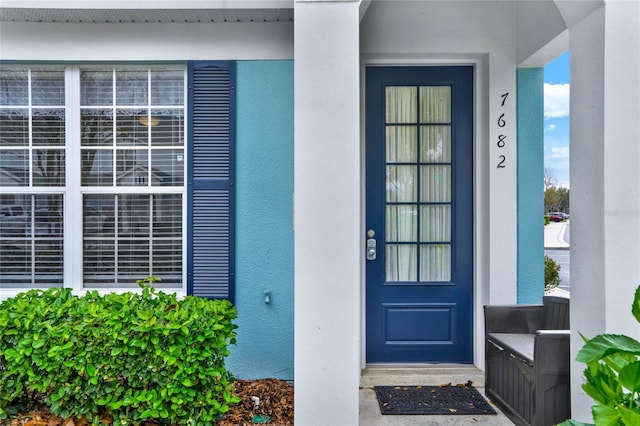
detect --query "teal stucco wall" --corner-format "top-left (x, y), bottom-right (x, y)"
top-left (517, 68), bottom-right (545, 304)
top-left (227, 61), bottom-right (294, 380)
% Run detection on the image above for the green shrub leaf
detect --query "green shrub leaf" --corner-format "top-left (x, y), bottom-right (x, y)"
top-left (618, 405), bottom-right (640, 425)
top-left (577, 334), bottom-right (640, 363)
top-left (618, 361), bottom-right (640, 393)
top-left (592, 404), bottom-right (622, 426)
top-left (632, 285), bottom-right (640, 323)
top-left (0, 279), bottom-right (238, 424)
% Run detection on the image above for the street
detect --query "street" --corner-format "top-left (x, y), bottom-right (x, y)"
top-left (545, 222), bottom-right (570, 291)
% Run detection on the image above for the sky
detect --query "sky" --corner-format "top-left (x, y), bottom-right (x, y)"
top-left (544, 51), bottom-right (570, 188)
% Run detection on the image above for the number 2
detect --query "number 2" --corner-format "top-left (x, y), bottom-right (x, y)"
top-left (497, 155), bottom-right (506, 168)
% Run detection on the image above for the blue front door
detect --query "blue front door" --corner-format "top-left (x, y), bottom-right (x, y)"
top-left (366, 66), bottom-right (473, 363)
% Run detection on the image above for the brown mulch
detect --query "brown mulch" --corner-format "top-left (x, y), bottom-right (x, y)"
top-left (218, 379), bottom-right (293, 426)
top-left (0, 379), bottom-right (294, 426)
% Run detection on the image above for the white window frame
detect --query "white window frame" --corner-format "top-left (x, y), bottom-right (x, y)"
top-left (0, 64), bottom-right (188, 300)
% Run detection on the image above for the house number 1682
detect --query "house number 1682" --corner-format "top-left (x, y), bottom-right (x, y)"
top-left (497, 92), bottom-right (509, 168)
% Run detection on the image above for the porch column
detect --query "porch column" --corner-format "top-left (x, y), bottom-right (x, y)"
top-left (556, 0), bottom-right (640, 421)
top-left (294, 1), bottom-right (361, 425)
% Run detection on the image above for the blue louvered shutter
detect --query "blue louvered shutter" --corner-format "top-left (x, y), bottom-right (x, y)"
top-left (187, 61), bottom-right (235, 301)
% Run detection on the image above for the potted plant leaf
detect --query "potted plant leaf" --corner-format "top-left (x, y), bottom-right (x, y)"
top-left (559, 285), bottom-right (640, 425)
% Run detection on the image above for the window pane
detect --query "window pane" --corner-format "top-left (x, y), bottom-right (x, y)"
top-left (83, 194), bottom-right (182, 288)
top-left (117, 239), bottom-right (150, 281)
top-left (387, 165), bottom-right (417, 203)
top-left (84, 194), bottom-right (115, 237)
top-left (0, 68), bottom-right (28, 105)
top-left (116, 69), bottom-right (148, 106)
top-left (421, 126), bottom-right (451, 163)
top-left (81, 70), bottom-right (113, 106)
top-left (421, 205), bottom-right (451, 242)
top-left (0, 150), bottom-right (29, 186)
top-left (0, 194), bottom-right (63, 288)
top-left (152, 194), bottom-right (182, 238)
top-left (35, 195), bottom-right (63, 238)
top-left (0, 66), bottom-right (66, 191)
top-left (0, 240), bottom-right (32, 287)
top-left (386, 86), bottom-right (417, 124)
top-left (83, 240), bottom-right (115, 285)
top-left (32, 109), bottom-right (65, 146)
top-left (150, 109), bottom-right (184, 146)
top-left (420, 86), bottom-right (451, 123)
top-left (31, 69), bottom-right (65, 106)
top-left (81, 109), bottom-right (113, 146)
top-left (151, 69), bottom-right (184, 106)
top-left (151, 149), bottom-right (184, 186)
top-left (0, 109), bottom-right (29, 146)
top-left (116, 149), bottom-right (148, 186)
top-left (420, 244), bottom-right (451, 282)
top-left (151, 239), bottom-right (182, 285)
top-left (386, 244), bottom-right (417, 282)
top-left (386, 126), bottom-right (417, 163)
top-left (81, 149), bottom-right (113, 186)
top-left (33, 150), bottom-right (65, 186)
top-left (386, 205), bottom-right (417, 242)
top-left (116, 109), bottom-right (148, 146)
top-left (421, 165), bottom-right (451, 202)
top-left (118, 195), bottom-right (150, 236)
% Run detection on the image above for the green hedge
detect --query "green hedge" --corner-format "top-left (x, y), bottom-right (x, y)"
top-left (0, 279), bottom-right (239, 425)
top-left (544, 255), bottom-right (561, 291)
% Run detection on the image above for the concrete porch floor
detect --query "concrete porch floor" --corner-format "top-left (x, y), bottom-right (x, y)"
top-left (359, 366), bottom-right (514, 425)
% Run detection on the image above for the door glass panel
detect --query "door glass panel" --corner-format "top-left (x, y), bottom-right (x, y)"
top-left (386, 205), bottom-right (417, 242)
top-left (386, 126), bottom-right (417, 162)
top-left (420, 126), bottom-right (451, 163)
top-left (386, 87), bottom-right (417, 124)
top-left (420, 245), bottom-right (451, 281)
top-left (420, 86), bottom-right (451, 123)
top-left (384, 85), bottom-right (453, 283)
top-left (386, 165), bottom-right (416, 203)
top-left (386, 244), bottom-right (417, 281)
top-left (421, 205), bottom-right (451, 242)
top-left (421, 165), bottom-right (451, 202)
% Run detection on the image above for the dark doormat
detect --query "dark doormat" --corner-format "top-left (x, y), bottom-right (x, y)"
top-left (374, 383), bottom-right (497, 415)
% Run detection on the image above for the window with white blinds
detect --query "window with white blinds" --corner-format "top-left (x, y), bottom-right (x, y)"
top-left (0, 67), bottom-right (65, 288)
top-left (80, 67), bottom-right (184, 288)
top-left (0, 65), bottom-right (186, 290)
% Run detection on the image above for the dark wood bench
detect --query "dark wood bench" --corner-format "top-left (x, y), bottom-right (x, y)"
top-left (484, 295), bottom-right (570, 426)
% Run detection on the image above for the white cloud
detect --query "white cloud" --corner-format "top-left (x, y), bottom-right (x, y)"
top-left (545, 124), bottom-right (556, 132)
top-left (544, 83), bottom-right (570, 118)
top-left (546, 146), bottom-right (569, 160)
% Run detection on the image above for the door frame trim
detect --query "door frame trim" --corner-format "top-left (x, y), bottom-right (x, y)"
top-left (359, 55), bottom-right (488, 371)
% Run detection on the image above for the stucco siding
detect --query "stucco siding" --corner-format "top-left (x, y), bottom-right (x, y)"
top-left (517, 67), bottom-right (544, 304)
top-left (230, 60), bottom-right (294, 380)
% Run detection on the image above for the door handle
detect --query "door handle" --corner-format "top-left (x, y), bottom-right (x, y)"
top-left (366, 229), bottom-right (376, 261)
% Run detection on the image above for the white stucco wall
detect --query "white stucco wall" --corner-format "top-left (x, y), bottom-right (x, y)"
top-left (0, 21), bottom-right (293, 61)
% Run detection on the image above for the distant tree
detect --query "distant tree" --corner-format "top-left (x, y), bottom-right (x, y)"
top-left (544, 167), bottom-right (558, 190)
top-left (545, 186), bottom-right (570, 212)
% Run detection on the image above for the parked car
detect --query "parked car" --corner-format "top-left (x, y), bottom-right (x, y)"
top-left (548, 212), bottom-right (569, 222)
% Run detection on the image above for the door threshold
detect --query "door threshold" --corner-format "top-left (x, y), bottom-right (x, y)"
top-left (361, 364), bottom-right (484, 388)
